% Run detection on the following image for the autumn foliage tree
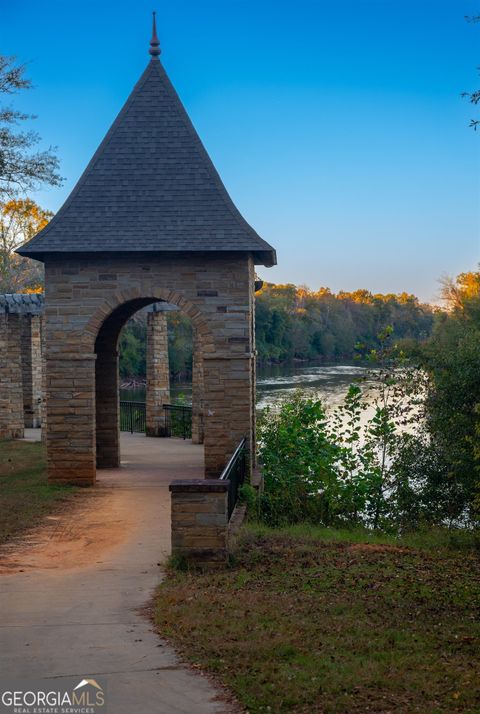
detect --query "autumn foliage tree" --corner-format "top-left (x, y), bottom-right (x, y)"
top-left (0, 198), bottom-right (52, 292)
top-left (255, 283), bottom-right (435, 363)
top-left (0, 54), bottom-right (61, 293)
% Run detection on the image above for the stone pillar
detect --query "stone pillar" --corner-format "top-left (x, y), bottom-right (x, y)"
top-left (251, 277), bottom-right (257, 468)
top-left (40, 316), bottom-right (47, 442)
top-left (21, 314), bottom-right (42, 428)
top-left (95, 347), bottom-right (120, 468)
top-left (0, 313), bottom-right (24, 439)
top-left (201, 258), bottom-right (256, 478)
top-left (0, 313), bottom-right (10, 437)
top-left (146, 310), bottom-right (170, 436)
top-left (169, 479), bottom-right (229, 568)
top-left (191, 328), bottom-right (204, 444)
top-left (203, 355), bottom-right (253, 478)
top-left (46, 352), bottom-right (96, 486)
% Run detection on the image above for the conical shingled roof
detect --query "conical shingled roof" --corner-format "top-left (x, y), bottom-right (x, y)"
top-left (18, 57), bottom-right (276, 267)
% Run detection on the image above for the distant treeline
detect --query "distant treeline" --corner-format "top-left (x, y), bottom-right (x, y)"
top-left (119, 283), bottom-right (436, 378)
top-left (255, 283), bottom-right (436, 363)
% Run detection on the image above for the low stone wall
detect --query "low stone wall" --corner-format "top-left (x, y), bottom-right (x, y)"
top-left (170, 466), bottom-right (263, 568)
top-left (169, 479), bottom-right (229, 568)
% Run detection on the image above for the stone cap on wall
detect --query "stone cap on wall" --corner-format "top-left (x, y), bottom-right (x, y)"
top-left (0, 294), bottom-right (44, 315)
top-left (169, 479), bottom-right (229, 493)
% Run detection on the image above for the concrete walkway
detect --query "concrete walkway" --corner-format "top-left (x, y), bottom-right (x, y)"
top-left (0, 434), bottom-right (233, 713)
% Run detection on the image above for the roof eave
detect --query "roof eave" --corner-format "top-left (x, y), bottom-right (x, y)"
top-left (16, 246), bottom-right (277, 267)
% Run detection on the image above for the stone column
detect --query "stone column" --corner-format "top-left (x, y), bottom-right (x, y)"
top-left (251, 276), bottom-right (257, 468)
top-left (146, 310), bottom-right (170, 436)
top-left (203, 355), bottom-right (253, 478)
top-left (21, 314), bottom-right (42, 428)
top-left (40, 315), bottom-right (47, 442)
top-left (95, 347), bottom-right (120, 468)
top-left (0, 313), bottom-right (9, 437)
top-left (46, 350), bottom-right (96, 486)
top-left (201, 258), bottom-right (256, 478)
top-left (170, 479), bottom-right (229, 568)
top-left (191, 328), bottom-right (204, 444)
top-left (0, 313), bottom-right (24, 439)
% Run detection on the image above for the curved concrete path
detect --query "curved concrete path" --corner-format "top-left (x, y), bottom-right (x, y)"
top-left (0, 433), bottom-right (234, 713)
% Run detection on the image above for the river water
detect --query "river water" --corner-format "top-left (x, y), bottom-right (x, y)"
top-left (256, 363), bottom-right (368, 410)
top-left (120, 362), bottom-right (368, 411)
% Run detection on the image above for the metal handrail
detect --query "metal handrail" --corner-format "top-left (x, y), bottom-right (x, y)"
top-left (220, 437), bottom-right (247, 519)
top-left (220, 437), bottom-right (247, 480)
top-left (162, 403), bottom-right (192, 439)
top-left (120, 400), bottom-right (146, 433)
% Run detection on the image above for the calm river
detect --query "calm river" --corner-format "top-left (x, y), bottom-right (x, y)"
top-left (120, 362), bottom-right (368, 411)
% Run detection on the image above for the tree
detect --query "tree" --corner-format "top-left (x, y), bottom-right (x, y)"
top-left (0, 198), bottom-right (52, 292)
top-left (0, 55), bottom-right (62, 198)
top-left (254, 282), bottom-right (434, 364)
top-left (419, 268), bottom-right (480, 523)
top-left (463, 15), bottom-right (480, 130)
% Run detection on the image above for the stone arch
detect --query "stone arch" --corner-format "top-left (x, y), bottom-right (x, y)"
top-left (84, 286), bottom-right (214, 354)
top-left (92, 289), bottom-right (212, 470)
top-left (42, 252), bottom-right (257, 486)
top-left (16, 30), bottom-right (275, 493)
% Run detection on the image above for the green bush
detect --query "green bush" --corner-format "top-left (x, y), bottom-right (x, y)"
top-left (257, 325), bottom-right (479, 532)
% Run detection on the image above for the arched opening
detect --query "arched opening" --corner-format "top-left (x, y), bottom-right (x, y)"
top-left (94, 296), bottom-right (206, 472)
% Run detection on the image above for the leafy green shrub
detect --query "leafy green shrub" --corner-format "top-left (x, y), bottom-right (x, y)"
top-left (258, 391), bottom-right (353, 526)
top-left (257, 326), bottom-right (479, 532)
top-left (238, 483), bottom-right (259, 519)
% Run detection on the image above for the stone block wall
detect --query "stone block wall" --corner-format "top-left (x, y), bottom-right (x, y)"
top-left (40, 318), bottom-right (47, 443)
top-left (0, 313), bottom-right (24, 439)
top-left (191, 328), bottom-right (204, 444)
top-left (21, 315), bottom-right (42, 428)
top-left (95, 346), bottom-right (120, 469)
top-left (146, 310), bottom-right (170, 436)
top-left (169, 479), bottom-right (229, 567)
top-left (43, 253), bottom-right (256, 485)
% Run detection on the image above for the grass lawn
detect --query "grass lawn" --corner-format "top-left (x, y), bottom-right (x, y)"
top-left (155, 524), bottom-right (480, 713)
top-left (0, 439), bottom-right (76, 545)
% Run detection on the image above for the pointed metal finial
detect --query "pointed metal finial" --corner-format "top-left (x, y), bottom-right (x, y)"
top-left (149, 11), bottom-right (161, 58)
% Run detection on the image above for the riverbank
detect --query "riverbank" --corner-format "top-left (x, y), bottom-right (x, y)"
top-left (155, 523), bottom-right (480, 713)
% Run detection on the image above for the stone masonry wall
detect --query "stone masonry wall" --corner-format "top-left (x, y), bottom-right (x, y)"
top-left (169, 479), bottom-right (229, 567)
top-left (21, 314), bottom-right (42, 428)
top-left (0, 314), bottom-right (24, 439)
top-left (44, 253), bottom-right (255, 485)
top-left (191, 328), bottom-right (204, 444)
top-left (40, 316), bottom-right (47, 442)
top-left (146, 310), bottom-right (170, 436)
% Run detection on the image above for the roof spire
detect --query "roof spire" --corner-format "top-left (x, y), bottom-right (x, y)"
top-left (149, 11), bottom-right (161, 58)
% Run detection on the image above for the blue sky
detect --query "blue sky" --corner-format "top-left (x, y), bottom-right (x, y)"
top-left (3, 0), bottom-right (480, 302)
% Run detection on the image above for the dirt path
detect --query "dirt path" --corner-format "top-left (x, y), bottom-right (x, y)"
top-left (0, 434), bottom-right (234, 713)
top-left (0, 488), bottom-right (132, 574)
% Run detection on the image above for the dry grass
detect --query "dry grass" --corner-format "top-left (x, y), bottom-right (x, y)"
top-left (155, 525), bottom-right (480, 713)
top-left (0, 439), bottom-right (76, 544)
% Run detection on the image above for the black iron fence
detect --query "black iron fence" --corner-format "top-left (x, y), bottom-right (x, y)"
top-left (120, 401), bottom-right (146, 433)
top-left (163, 404), bottom-right (192, 439)
top-left (119, 401), bottom-right (192, 439)
top-left (220, 437), bottom-right (247, 519)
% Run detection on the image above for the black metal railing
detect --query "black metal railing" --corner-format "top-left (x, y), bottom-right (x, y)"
top-left (120, 401), bottom-right (146, 433)
top-left (163, 404), bottom-right (192, 439)
top-left (220, 437), bottom-right (247, 519)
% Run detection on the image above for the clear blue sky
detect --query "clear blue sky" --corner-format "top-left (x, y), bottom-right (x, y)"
top-left (3, 0), bottom-right (480, 302)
